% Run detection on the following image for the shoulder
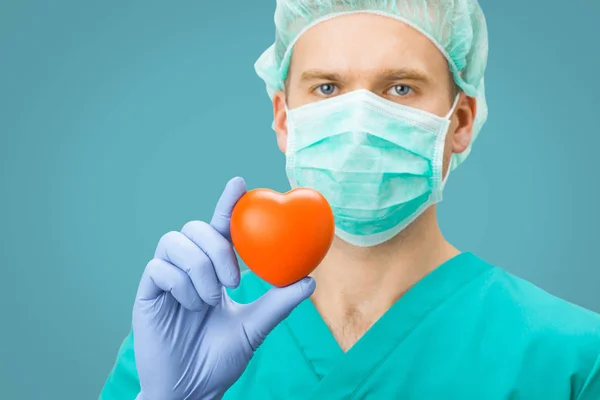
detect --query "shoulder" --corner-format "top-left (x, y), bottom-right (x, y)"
top-left (480, 260), bottom-right (600, 340)
top-left (226, 269), bottom-right (270, 303)
top-left (474, 256), bottom-right (600, 391)
top-left (462, 255), bottom-right (600, 397)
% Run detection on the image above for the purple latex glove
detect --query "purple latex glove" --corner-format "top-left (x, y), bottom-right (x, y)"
top-left (132, 177), bottom-right (316, 400)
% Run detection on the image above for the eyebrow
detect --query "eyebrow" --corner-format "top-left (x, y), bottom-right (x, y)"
top-left (376, 68), bottom-right (431, 83)
top-left (299, 68), bottom-right (431, 84)
top-left (300, 69), bottom-right (344, 82)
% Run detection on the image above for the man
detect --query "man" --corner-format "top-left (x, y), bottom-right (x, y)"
top-left (100, 1), bottom-right (600, 399)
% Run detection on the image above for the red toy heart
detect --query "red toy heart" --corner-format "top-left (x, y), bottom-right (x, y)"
top-left (230, 188), bottom-right (335, 287)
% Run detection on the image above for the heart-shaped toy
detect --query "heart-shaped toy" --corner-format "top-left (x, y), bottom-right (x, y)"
top-left (230, 188), bottom-right (335, 287)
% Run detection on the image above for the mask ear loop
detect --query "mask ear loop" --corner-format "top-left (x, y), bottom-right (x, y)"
top-left (445, 93), bottom-right (461, 119)
top-left (272, 100), bottom-right (292, 130)
top-left (441, 94), bottom-right (461, 188)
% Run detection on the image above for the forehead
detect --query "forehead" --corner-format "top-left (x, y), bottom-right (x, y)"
top-left (289, 13), bottom-right (449, 78)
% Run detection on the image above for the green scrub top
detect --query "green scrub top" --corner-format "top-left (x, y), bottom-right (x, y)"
top-left (100, 253), bottom-right (600, 399)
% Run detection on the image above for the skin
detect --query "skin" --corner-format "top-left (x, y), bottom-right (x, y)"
top-left (272, 13), bottom-right (478, 352)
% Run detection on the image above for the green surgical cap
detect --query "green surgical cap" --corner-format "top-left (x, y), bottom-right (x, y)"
top-left (254, 0), bottom-right (489, 170)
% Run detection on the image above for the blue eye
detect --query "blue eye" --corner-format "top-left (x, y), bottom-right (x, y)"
top-left (317, 84), bottom-right (336, 96)
top-left (388, 85), bottom-right (412, 96)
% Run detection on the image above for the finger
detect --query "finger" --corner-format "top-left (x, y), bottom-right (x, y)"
top-left (182, 220), bottom-right (240, 289)
top-left (210, 177), bottom-right (246, 241)
top-left (154, 231), bottom-right (222, 306)
top-left (242, 277), bottom-right (316, 350)
top-left (136, 258), bottom-right (204, 312)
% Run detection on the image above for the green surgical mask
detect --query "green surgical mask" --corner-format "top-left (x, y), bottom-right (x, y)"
top-left (285, 89), bottom-right (459, 247)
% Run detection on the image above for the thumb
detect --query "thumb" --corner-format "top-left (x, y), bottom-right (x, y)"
top-left (242, 277), bottom-right (316, 351)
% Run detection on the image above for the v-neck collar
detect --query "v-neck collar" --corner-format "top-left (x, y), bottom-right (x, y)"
top-left (282, 252), bottom-right (492, 392)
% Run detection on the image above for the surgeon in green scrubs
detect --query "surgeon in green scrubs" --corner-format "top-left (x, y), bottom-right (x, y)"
top-left (100, 1), bottom-right (600, 399)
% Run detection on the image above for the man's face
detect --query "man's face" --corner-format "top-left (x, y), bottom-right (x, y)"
top-left (272, 13), bottom-right (476, 175)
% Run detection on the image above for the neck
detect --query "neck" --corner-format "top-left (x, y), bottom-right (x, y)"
top-left (310, 206), bottom-right (459, 320)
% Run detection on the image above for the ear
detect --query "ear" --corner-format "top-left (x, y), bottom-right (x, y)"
top-left (450, 93), bottom-right (477, 155)
top-left (273, 91), bottom-right (288, 154)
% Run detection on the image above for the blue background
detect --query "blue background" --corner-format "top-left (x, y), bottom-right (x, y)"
top-left (1, 1), bottom-right (599, 399)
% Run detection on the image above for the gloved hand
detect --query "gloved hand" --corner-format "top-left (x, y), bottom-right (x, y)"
top-left (132, 177), bottom-right (316, 400)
